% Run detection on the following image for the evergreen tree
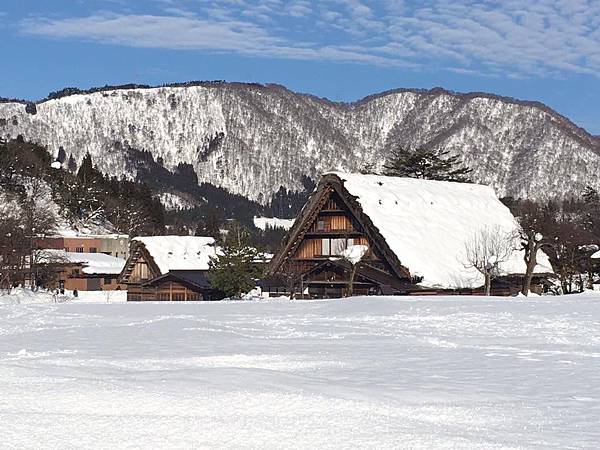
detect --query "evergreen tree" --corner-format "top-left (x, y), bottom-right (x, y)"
top-left (208, 223), bottom-right (261, 298)
top-left (67, 154), bottom-right (77, 173)
top-left (77, 152), bottom-right (97, 185)
top-left (56, 147), bottom-right (67, 163)
top-left (383, 146), bottom-right (472, 182)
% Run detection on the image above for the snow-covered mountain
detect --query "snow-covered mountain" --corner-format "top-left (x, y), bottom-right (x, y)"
top-left (1, 82), bottom-right (599, 202)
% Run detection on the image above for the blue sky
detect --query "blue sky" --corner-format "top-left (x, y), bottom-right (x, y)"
top-left (1, 0), bottom-right (599, 133)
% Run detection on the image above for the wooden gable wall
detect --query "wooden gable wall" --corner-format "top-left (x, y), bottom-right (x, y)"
top-left (128, 254), bottom-right (154, 283)
top-left (292, 191), bottom-right (378, 261)
top-left (118, 243), bottom-right (161, 285)
top-left (280, 187), bottom-right (405, 284)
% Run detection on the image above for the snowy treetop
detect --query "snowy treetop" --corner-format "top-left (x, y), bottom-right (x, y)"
top-left (331, 172), bottom-right (553, 288)
top-left (341, 245), bottom-right (369, 265)
top-left (592, 250), bottom-right (600, 259)
top-left (133, 236), bottom-right (218, 274)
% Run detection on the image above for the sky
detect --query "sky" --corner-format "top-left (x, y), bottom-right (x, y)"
top-left (1, 0), bottom-right (599, 134)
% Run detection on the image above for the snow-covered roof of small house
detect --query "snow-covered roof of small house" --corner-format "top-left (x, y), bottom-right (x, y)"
top-left (38, 250), bottom-right (126, 274)
top-left (330, 172), bottom-right (553, 289)
top-left (132, 236), bottom-right (218, 274)
top-left (592, 250), bottom-right (600, 259)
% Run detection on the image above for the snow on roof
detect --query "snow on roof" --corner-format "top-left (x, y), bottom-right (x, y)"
top-left (133, 236), bottom-right (218, 274)
top-left (51, 225), bottom-right (128, 239)
top-left (592, 250), bottom-right (600, 259)
top-left (38, 250), bottom-right (126, 274)
top-left (331, 172), bottom-right (553, 289)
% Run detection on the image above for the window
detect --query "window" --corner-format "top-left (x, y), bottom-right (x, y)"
top-left (64, 247), bottom-right (69, 252)
top-left (331, 238), bottom-right (346, 255)
top-left (322, 238), bottom-right (330, 255)
top-left (320, 238), bottom-right (355, 256)
top-left (317, 220), bottom-right (325, 231)
top-left (90, 247), bottom-right (97, 253)
top-left (75, 247), bottom-right (84, 253)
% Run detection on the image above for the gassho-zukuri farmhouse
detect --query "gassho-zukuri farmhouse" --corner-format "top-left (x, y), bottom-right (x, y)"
top-left (265, 172), bottom-right (553, 298)
top-left (119, 236), bottom-right (225, 301)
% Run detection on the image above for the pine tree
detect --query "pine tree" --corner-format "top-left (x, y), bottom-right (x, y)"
top-left (77, 152), bottom-right (97, 185)
top-left (67, 154), bottom-right (77, 173)
top-left (56, 147), bottom-right (67, 163)
top-left (383, 146), bottom-right (472, 182)
top-left (208, 242), bottom-right (261, 298)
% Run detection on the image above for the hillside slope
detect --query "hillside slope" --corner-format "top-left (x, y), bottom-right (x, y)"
top-left (1, 83), bottom-right (599, 202)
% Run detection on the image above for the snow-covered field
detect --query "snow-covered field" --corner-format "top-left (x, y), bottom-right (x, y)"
top-left (1, 293), bottom-right (599, 449)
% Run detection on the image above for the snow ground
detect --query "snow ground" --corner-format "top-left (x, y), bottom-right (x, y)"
top-left (0, 288), bottom-right (127, 305)
top-left (1, 293), bottom-right (599, 449)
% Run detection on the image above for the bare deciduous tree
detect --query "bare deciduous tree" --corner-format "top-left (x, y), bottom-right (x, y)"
top-left (464, 227), bottom-right (515, 296)
top-left (521, 231), bottom-right (544, 296)
top-left (340, 244), bottom-right (370, 297)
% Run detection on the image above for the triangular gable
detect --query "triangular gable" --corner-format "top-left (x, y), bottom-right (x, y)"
top-left (118, 241), bottom-right (162, 283)
top-left (269, 173), bottom-right (411, 281)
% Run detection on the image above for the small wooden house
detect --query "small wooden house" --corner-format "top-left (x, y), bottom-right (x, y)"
top-left (118, 236), bottom-right (224, 301)
top-left (37, 250), bottom-right (126, 291)
top-left (268, 173), bottom-right (552, 298)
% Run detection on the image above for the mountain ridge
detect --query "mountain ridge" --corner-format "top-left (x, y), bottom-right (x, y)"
top-left (1, 81), bottom-right (599, 204)
top-left (3, 81), bottom-right (597, 137)
top-left (3, 81), bottom-right (598, 151)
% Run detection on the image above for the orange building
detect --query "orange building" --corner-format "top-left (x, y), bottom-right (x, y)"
top-left (38, 250), bottom-right (126, 291)
top-left (36, 234), bottom-right (129, 259)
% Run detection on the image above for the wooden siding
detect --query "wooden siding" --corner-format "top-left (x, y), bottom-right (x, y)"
top-left (296, 239), bottom-right (322, 259)
top-left (129, 256), bottom-right (152, 283)
top-left (311, 215), bottom-right (354, 232)
top-left (127, 281), bottom-right (203, 301)
top-left (324, 196), bottom-right (342, 211)
top-left (354, 236), bottom-right (369, 246)
top-left (294, 237), bottom-right (373, 259)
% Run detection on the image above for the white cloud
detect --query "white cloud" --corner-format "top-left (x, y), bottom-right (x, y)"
top-left (18, 0), bottom-right (600, 77)
top-left (20, 13), bottom-right (406, 67)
